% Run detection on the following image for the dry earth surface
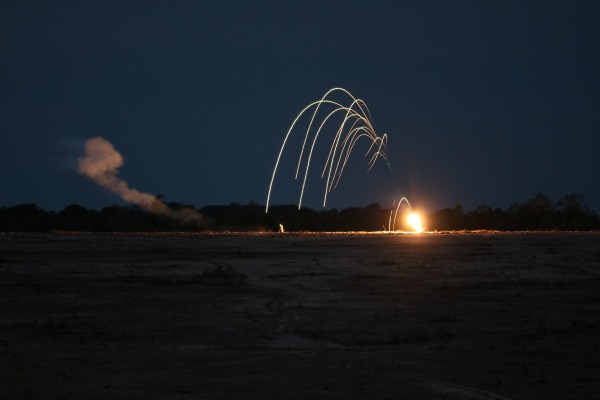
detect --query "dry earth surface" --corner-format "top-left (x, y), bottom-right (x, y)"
top-left (1, 232), bottom-right (599, 399)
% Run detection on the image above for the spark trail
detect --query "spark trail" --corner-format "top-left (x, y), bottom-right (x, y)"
top-left (389, 197), bottom-right (412, 231)
top-left (266, 88), bottom-right (390, 212)
top-left (388, 197), bottom-right (425, 233)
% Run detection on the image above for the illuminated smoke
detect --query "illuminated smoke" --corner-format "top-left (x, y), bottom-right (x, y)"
top-left (77, 137), bottom-right (203, 226)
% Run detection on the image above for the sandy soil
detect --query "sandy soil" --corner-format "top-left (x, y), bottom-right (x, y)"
top-left (1, 232), bottom-right (599, 399)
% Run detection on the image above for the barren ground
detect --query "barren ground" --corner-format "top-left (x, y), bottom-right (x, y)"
top-left (1, 232), bottom-right (599, 399)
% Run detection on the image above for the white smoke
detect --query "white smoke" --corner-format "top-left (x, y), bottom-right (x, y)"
top-left (77, 137), bottom-right (203, 226)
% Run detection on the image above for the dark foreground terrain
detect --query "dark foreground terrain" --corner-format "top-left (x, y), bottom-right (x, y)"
top-left (1, 232), bottom-right (599, 399)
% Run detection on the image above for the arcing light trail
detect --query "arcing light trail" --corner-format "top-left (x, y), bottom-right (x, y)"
top-left (266, 88), bottom-right (389, 213)
top-left (265, 88), bottom-right (424, 233)
top-left (389, 197), bottom-right (412, 231)
top-left (388, 197), bottom-right (425, 233)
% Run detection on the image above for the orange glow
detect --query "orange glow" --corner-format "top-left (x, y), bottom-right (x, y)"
top-left (407, 212), bottom-right (424, 233)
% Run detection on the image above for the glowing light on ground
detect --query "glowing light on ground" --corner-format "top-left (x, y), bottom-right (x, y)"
top-left (387, 197), bottom-right (424, 233)
top-left (407, 212), bottom-right (424, 233)
top-left (266, 88), bottom-right (389, 212)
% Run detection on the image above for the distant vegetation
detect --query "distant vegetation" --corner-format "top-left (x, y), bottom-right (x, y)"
top-left (1, 193), bottom-right (598, 232)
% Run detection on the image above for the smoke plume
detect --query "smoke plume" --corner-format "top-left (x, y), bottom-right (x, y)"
top-left (77, 137), bottom-right (203, 226)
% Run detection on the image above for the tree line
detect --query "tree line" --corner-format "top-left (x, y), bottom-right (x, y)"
top-left (1, 193), bottom-right (598, 232)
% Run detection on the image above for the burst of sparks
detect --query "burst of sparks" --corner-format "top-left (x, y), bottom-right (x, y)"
top-left (266, 88), bottom-right (389, 212)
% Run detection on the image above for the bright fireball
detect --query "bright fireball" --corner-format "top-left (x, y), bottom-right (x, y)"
top-left (407, 212), bottom-right (424, 233)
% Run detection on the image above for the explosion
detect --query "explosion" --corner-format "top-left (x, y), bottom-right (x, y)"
top-left (388, 197), bottom-right (425, 233)
top-left (266, 88), bottom-right (424, 233)
top-left (407, 212), bottom-right (424, 233)
top-left (266, 88), bottom-right (389, 212)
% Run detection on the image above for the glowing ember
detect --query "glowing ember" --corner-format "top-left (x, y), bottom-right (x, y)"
top-left (407, 212), bottom-right (424, 233)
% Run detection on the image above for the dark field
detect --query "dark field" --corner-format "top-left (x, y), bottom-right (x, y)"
top-left (1, 232), bottom-right (599, 399)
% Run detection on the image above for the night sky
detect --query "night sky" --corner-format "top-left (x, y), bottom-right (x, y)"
top-left (2, 1), bottom-right (599, 214)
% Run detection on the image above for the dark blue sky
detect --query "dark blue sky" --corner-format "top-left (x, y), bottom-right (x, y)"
top-left (2, 1), bottom-right (599, 214)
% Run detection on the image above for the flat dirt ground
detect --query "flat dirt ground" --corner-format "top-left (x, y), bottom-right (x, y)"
top-left (1, 232), bottom-right (599, 399)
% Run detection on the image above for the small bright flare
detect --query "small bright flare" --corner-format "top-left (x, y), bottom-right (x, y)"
top-left (407, 212), bottom-right (424, 233)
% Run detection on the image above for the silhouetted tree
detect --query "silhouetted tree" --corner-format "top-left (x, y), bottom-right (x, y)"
top-left (430, 204), bottom-right (465, 230)
top-left (0, 204), bottom-right (53, 231)
top-left (556, 193), bottom-right (599, 230)
top-left (1, 194), bottom-right (599, 232)
top-left (506, 192), bottom-right (556, 230)
top-left (58, 204), bottom-right (100, 231)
